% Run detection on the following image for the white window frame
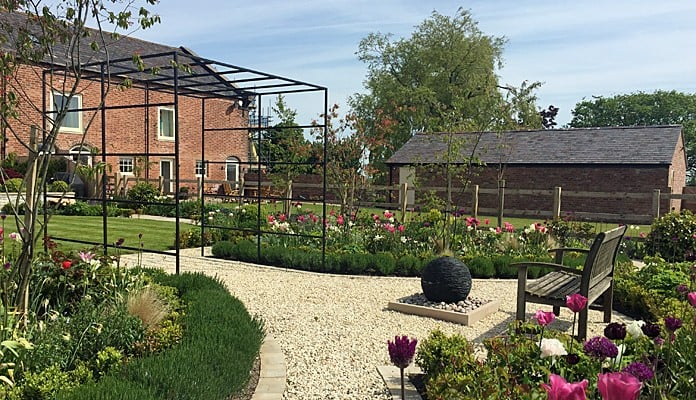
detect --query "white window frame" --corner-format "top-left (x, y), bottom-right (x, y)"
top-left (51, 92), bottom-right (83, 133)
top-left (195, 160), bottom-right (207, 177)
top-left (119, 157), bottom-right (134, 175)
top-left (226, 156), bottom-right (240, 188)
top-left (158, 107), bottom-right (175, 141)
top-left (68, 145), bottom-right (93, 167)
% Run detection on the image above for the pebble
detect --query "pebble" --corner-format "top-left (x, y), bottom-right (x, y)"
top-left (124, 249), bottom-right (634, 400)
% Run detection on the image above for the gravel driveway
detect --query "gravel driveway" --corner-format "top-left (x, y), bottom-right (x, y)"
top-left (125, 249), bottom-right (633, 400)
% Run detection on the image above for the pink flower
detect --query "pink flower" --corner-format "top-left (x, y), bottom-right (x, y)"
top-left (337, 215), bottom-right (344, 225)
top-left (541, 374), bottom-right (588, 400)
top-left (534, 310), bottom-right (556, 327)
top-left (639, 232), bottom-right (646, 238)
top-left (597, 372), bottom-right (641, 400)
top-left (297, 215), bottom-right (306, 223)
top-left (484, 218), bottom-right (490, 225)
top-left (383, 211), bottom-right (394, 219)
top-left (566, 294), bottom-right (588, 313)
top-left (495, 226), bottom-right (502, 234)
top-left (504, 222), bottom-right (514, 233)
top-left (279, 214), bottom-right (287, 222)
top-left (78, 251), bottom-right (95, 263)
top-left (267, 215), bottom-right (275, 223)
top-left (688, 292), bottom-right (696, 308)
top-left (397, 225), bottom-right (405, 233)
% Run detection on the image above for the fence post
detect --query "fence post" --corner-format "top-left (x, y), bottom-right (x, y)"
top-left (472, 185), bottom-right (479, 219)
top-left (497, 179), bottom-right (505, 228)
top-left (652, 189), bottom-right (661, 220)
top-left (553, 186), bottom-right (562, 220)
top-left (284, 180), bottom-right (293, 217)
top-left (197, 177), bottom-right (203, 198)
top-left (400, 182), bottom-right (408, 222)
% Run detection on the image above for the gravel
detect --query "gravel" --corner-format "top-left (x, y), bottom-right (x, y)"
top-left (124, 249), bottom-right (634, 400)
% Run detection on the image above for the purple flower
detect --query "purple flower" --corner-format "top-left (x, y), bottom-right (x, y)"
top-left (604, 322), bottom-right (627, 341)
top-left (565, 353), bottom-right (580, 366)
top-left (641, 322), bottom-right (661, 338)
top-left (115, 237), bottom-right (125, 247)
top-left (387, 335), bottom-right (417, 369)
top-left (664, 316), bottom-right (682, 332)
top-left (676, 284), bottom-right (689, 294)
top-left (583, 336), bottom-right (618, 359)
top-left (3, 262), bottom-right (10, 270)
top-left (622, 361), bottom-right (654, 382)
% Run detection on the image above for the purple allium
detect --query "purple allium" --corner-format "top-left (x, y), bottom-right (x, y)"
top-left (115, 237), bottom-right (125, 247)
top-left (604, 322), bottom-right (627, 341)
top-left (623, 361), bottom-right (654, 382)
top-left (3, 262), bottom-right (10, 270)
top-left (641, 322), bottom-right (661, 338)
top-left (387, 335), bottom-right (417, 369)
top-left (583, 336), bottom-right (618, 359)
top-left (665, 316), bottom-right (682, 332)
top-left (677, 284), bottom-right (689, 294)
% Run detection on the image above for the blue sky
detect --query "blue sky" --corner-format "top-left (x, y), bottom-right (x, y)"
top-left (128, 0), bottom-right (696, 127)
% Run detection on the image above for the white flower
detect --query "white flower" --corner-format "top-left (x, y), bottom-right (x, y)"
top-left (374, 235), bottom-right (383, 241)
top-left (626, 320), bottom-right (646, 338)
top-left (400, 236), bottom-right (407, 243)
top-left (539, 338), bottom-right (567, 358)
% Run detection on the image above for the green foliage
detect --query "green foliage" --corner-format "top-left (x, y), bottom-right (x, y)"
top-left (2, 178), bottom-right (23, 192)
top-left (395, 254), bottom-right (423, 276)
top-left (211, 240), bottom-right (236, 259)
top-left (57, 201), bottom-right (119, 217)
top-left (370, 252), bottom-right (396, 275)
top-left (126, 182), bottom-right (159, 205)
top-left (94, 347), bottom-right (122, 378)
top-left (569, 90), bottom-right (696, 180)
top-left (18, 364), bottom-right (91, 400)
top-left (416, 329), bottom-right (477, 379)
top-left (546, 216), bottom-right (596, 247)
top-left (48, 180), bottom-right (70, 192)
top-left (466, 256), bottom-right (496, 278)
top-left (644, 210), bottom-right (696, 262)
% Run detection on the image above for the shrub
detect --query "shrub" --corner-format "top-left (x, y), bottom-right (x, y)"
top-left (395, 254), bottom-right (421, 276)
top-left (49, 180), bottom-right (70, 192)
top-left (234, 240), bottom-right (258, 263)
top-left (2, 177), bottom-right (23, 192)
top-left (645, 210), bottom-right (696, 262)
top-left (127, 182), bottom-right (159, 205)
top-left (371, 252), bottom-right (396, 275)
top-left (211, 240), bottom-right (236, 259)
top-left (492, 254), bottom-right (515, 278)
top-left (467, 256), bottom-right (495, 278)
top-left (416, 329), bottom-right (477, 379)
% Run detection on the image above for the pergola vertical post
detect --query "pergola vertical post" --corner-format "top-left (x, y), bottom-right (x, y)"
top-left (497, 179), bottom-right (505, 228)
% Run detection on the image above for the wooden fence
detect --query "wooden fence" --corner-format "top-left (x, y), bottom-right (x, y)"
top-left (106, 172), bottom-right (696, 225)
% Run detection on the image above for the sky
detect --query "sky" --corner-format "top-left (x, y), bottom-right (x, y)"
top-left (124, 0), bottom-right (696, 127)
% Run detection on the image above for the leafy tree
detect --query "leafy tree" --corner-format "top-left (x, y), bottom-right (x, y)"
top-left (0, 1), bottom-right (159, 317)
top-left (569, 90), bottom-right (696, 181)
top-left (311, 104), bottom-right (387, 216)
top-left (258, 95), bottom-right (312, 213)
top-left (351, 7), bottom-right (542, 180)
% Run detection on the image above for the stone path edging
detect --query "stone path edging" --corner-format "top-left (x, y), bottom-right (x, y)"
top-left (377, 365), bottom-right (423, 400)
top-left (251, 336), bottom-right (286, 400)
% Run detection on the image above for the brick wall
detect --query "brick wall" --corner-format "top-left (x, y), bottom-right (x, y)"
top-left (4, 64), bottom-right (248, 188)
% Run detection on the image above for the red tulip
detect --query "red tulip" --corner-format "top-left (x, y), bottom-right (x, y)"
top-left (541, 374), bottom-right (588, 400)
top-left (566, 293), bottom-right (588, 313)
top-left (61, 260), bottom-right (72, 270)
top-left (534, 310), bottom-right (556, 327)
top-left (597, 372), bottom-right (641, 400)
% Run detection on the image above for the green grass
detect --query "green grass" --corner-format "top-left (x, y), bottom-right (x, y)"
top-left (35, 216), bottom-right (195, 253)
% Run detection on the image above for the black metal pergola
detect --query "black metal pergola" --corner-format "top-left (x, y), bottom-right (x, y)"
top-left (43, 47), bottom-right (329, 274)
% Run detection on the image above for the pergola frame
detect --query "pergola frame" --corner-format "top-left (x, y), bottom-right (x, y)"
top-left (42, 48), bottom-right (329, 274)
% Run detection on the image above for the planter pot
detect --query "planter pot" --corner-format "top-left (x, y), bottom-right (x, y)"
top-left (420, 256), bottom-right (472, 303)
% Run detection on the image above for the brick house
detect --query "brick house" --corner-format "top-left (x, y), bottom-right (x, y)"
top-left (386, 126), bottom-right (687, 222)
top-left (0, 11), bottom-right (307, 196)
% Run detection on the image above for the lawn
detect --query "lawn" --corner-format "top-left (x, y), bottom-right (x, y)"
top-left (21, 215), bottom-right (195, 253)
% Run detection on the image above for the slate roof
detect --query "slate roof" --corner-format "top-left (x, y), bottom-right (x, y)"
top-left (0, 11), bottom-right (324, 100)
top-left (386, 125), bottom-right (683, 166)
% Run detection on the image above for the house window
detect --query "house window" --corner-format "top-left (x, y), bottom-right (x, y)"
top-left (226, 156), bottom-right (240, 187)
top-left (119, 157), bottom-right (134, 175)
top-left (68, 145), bottom-right (92, 166)
top-left (158, 107), bottom-right (175, 140)
top-left (52, 92), bottom-right (82, 132)
top-left (195, 160), bottom-right (207, 177)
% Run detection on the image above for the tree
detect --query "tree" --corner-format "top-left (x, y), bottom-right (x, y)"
top-left (312, 104), bottom-right (387, 216)
top-left (0, 1), bottom-right (159, 317)
top-left (351, 7), bottom-right (542, 180)
top-left (258, 95), bottom-right (312, 213)
top-left (569, 90), bottom-right (696, 182)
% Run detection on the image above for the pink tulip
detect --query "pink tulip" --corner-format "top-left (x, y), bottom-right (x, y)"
top-left (597, 372), bottom-right (641, 400)
top-left (541, 374), bottom-right (588, 400)
top-left (566, 294), bottom-right (588, 313)
top-left (534, 310), bottom-right (556, 327)
top-left (688, 292), bottom-right (696, 308)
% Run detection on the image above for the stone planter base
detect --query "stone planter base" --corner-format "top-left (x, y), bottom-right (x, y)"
top-left (387, 299), bottom-right (500, 326)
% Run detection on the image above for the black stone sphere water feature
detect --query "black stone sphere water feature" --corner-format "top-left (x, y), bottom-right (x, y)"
top-left (420, 256), bottom-right (472, 303)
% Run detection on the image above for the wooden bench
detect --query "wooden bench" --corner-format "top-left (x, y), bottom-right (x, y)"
top-left (513, 225), bottom-right (627, 339)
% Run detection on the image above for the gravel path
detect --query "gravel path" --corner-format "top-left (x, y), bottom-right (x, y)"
top-left (124, 249), bottom-right (633, 400)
